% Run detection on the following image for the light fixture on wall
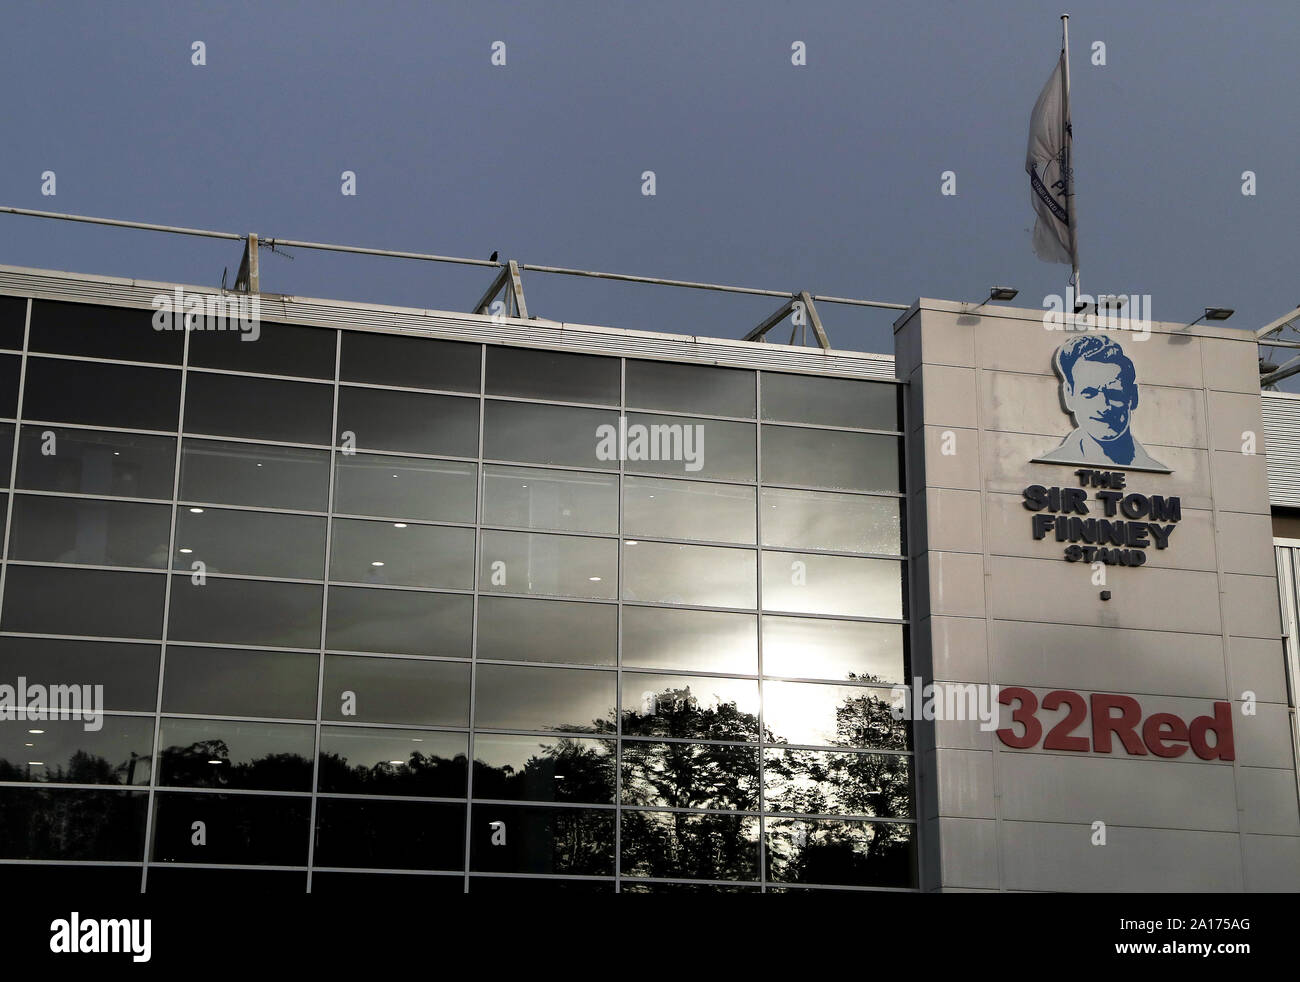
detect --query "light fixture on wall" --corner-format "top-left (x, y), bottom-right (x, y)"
top-left (1186, 307), bottom-right (1235, 328)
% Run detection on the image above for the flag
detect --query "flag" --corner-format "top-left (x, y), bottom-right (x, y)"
top-left (1026, 52), bottom-right (1075, 266)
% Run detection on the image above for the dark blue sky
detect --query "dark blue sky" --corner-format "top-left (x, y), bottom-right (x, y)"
top-left (3, 0), bottom-right (1297, 369)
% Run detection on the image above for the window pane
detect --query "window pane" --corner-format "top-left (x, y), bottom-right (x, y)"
top-left (621, 606), bottom-right (756, 675)
top-left (470, 803), bottom-right (615, 875)
top-left (158, 718), bottom-right (314, 791)
top-left (173, 507), bottom-right (326, 579)
top-left (333, 453), bottom-right (475, 523)
top-left (0, 425), bottom-right (12, 484)
top-left (337, 387), bottom-right (478, 456)
top-left (620, 741), bottom-right (759, 810)
top-left (322, 655), bottom-right (469, 726)
top-left (624, 476), bottom-right (755, 544)
top-left (23, 358), bottom-right (180, 431)
top-left (318, 727), bottom-right (467, 798)
top-left (314, 799), bottom-right (464, 870)
top-left (474, 664), bottom-right (615, 733)
top-left (189, 321), bottom-right (335, 379)
top-left (623, 413), bottom-right (754, 482)
top-left (483, 465), bottom-right (618, 534)
top-left (0, 787), bottom-right (147, 861)
top-left (162, 646), bottom-right (319, 719)
top-left (761, 374), bottom-right (899, 430)
top-left (476, 597), bottom-right (616, 665)
top-left (486, 347), bottom-right (619, 405)
top-left (151, 791), bottom-right (309, 866)
top-left (326, 587), bottom-right (471, 657)
top-left (765, 818), bottom-right (915, 888)
top-left (1, 567), bottom-right (164, 638)
top-left (0, 295), bottom-right (25, 349)
top-left (623, 541), bottom-right (756, 609)
top-left (480, 531), bottom-right (617, 600)
top-left (9, 495), bottom-right (171, 568)
top-left (762, 552), bottom-right (903, 619)
top-left (0, 637), bottom-right (158, 712)
top-left (762, 617), bottom-right (905, 683)
top-left (30, 299), bottom-right (183, 364)
top-left (483, 401), bottom-right (618, 469)
top-left (330, 519), bottom-right (473, 589)
top-left (621, 811), bottom-right (758, 881)
top-left (167, 578), bottom-right (322, 649)
top-left (146, 867), bottom-right (306, 895)
top-left (185, 372), bottom-right (333, 445)
top-left (626, 360), bottom-right (755, 417)
top-left (341, 332), bottom-right (479, 392)
top-left (764, 749), bottom-right (913, 818)
top-left (762, 426), bottom-right (900, 492)
top-left (17, 426), bottom-right (175, 500)
top-left (472, 734), bottom-right (615, 803)
top-left (0, 354), bottom-right (18, 417)
top-left (0, 717), bottom-right (154, 786)
top-left (762, 488), bottom-right (902, 555)
top-left (180, 439), bottom-right (330, 511)
top-left (621, 674), bottom-right (760, 740)
top-left (762, 681), bottom-right (909, 750)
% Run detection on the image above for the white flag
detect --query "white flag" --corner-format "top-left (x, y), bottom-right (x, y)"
top-left (1026, 52), bottom-right (1074, 265)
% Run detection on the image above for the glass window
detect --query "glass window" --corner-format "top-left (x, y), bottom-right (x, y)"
top-left (158, 718), bottom-right (314, 791)
top-left (167, 578), bottom-right (322, 649)
top-left (474, 664), bottom-right (615, 733)
top-left (483, 465), bottom-right (618, 534)
top-left (621, 674), bottom-right (760, 741)
top-left (620, 741), bottom-right (760, 810)
top-left (472, 734), bottom-right (615, 804)
top-left (0, 717), bottom-right (154, 786)
top-left (486, 346), bottom-right (619, 405)
top-left (762, 488), bottom-right (902, 555)
top-left (483, 401), bottom-right (619, 470)
top-left (762, 552), bottom-right (903, 619)
top-left (326, 587), bottom-right (472, 657)
top-left (762, 617), bottom-right (906, 683)
top-left (761, 426), bottom-right (900, 493)
top-left (762, 681), bottom-right (909, 750)
top-left (189, 321), bottom-right (336, 379)
top-left (623, 541), bottom-right (756, 609)
top-left (161, 646), bottom-right (319, 719)
top-left (476, 597), bottom-right (616, 666)
top-left (185, 372), bottom-right (333, 445)
top-left (150, 792), bottom-right (309, 866)
top-left (623, 413), bottom-right (754, 482)
top-left (147, 867), bottom-right (307, 895)
top-left (322, 655), bottom-right (469, 727)
top-left (480, 530), bottom-right (617, 600)
top-left (620, 811), bottom-right (758, 881)
top-left (0, 425), bottom-right (12, 484)
top-left (0, 354), bottom-right (18, 418)
top-left (314, 799), bottom-right (464, 870)
top-left (621, 606), bottom-right (757, 675)
top-left (765, 818), bottom-right (915, 888)
top-left (0, 787), bottom-right (147, 861)
top-left (318, 727), bottom-right (467, 798)
top-left (468, 875), bottom-right (614, 893)
top-left (764, 749), bottom-right (913, 818)
top-left (341, 332), bottom-right (479, 392)
top-left (761, 373), bottom-right (899, 430)
top-left (17, 426), bottom-right (176, 500)
top-left (30, 299), bottom-right (183, 364)
top-left (8, 495), bottom-right (171, 568)
top-left (173, 507), bottom-right (326, 579)
top-left (626, 360), bottom-right (755, 418)
top-left (337, 387), bottom-right (478, 456)
top-left (180, 439), bottom-right (330, 511)
top-left (2, 865), bottom-right (143, 892)
top-left (330, 519), bottom-right (473, 589)
top-left (469, 804), bottom-right (615, 875)
top-left (1, 567), bottom-right (164, 639)
top-left (0, 295), bottom-right (25, 350)
top-left (23, 358), bottom-right (180, 431)
top-left (333, 453), bottom-right (476, 523)
top-left (624, 476), bottom-right (755, 544)
top-left (0, 637), bottom-right (158, 712)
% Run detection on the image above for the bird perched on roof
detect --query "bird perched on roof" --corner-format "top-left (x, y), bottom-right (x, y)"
top-left (489, 251), bottom-right (499, 263)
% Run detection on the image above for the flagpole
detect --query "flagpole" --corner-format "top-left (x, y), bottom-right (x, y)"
top-left (1061, 13), bottom-right (1080, 303)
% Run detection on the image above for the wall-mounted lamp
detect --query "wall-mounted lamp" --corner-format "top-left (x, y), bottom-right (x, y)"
top-left (1186, 307), bottom-right (1234, 328)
